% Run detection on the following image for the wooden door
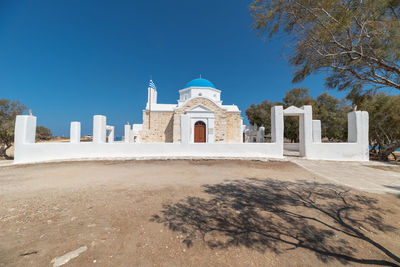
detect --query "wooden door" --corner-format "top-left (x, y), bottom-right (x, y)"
top-left (194, 121), bottom-right (206, 143)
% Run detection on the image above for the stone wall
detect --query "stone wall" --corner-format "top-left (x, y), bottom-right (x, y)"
top-left (140, 111), bottom-right (174, 142)
top-left (173, 97), bottom-right (241, 143)
top-left (226, 112), bottom-right (242, 143)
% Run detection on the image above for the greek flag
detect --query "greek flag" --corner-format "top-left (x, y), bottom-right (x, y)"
top-left (149, 79), bottom-right (157, 90)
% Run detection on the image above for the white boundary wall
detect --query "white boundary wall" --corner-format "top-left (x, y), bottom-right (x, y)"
top-left (13, 106), bottom-right (284, 164)
top-left (305, 110), bottom-right (369, 161)
top-left (14, 143), bottom-right (283, 164)
top-left (13, 105), bottom-right (369, 164)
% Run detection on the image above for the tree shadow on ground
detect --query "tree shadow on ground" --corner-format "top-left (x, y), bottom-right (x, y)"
top-left (151, 178), bottom-right (400, 266)
top-left (385, 185), bottom-right (400, 191)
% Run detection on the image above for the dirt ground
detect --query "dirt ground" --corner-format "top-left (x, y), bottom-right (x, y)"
top-left (0, 160), bottom-right (400, 267)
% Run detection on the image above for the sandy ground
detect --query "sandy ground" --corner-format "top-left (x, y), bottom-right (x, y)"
top-left (0, 160), bottom-right (400, 267)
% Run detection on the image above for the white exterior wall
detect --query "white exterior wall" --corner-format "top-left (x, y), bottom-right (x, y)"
top-left (13, 112), bottom-right (284, 164)
top-left (13, 142), bottom-right (284, 164)
top-left (179, 87), bottom-right (221, 102)
top-left (303, 111), bottom-right (369, 161)
top-left (13, 108), bottom-right (369, 164)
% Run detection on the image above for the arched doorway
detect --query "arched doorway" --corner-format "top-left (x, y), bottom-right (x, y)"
top-left (194, 121), bottom-right (206, 143)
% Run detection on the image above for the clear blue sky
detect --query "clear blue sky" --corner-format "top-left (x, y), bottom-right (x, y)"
top-left (0, 0), bottom-right (339, 137)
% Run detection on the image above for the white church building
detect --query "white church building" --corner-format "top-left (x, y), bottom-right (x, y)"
top-left (126, 78), bottom-right (243, 144)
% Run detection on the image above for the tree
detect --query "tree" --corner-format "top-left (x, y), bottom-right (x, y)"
top-left (250, 0), bottom-right (400, 94)
top-left (315, 93), bottom-right (350, 141)
top-left (0, 99), bottom-right (26, 159)
top-left (36, 126), bottom-right (52, 141)
top-left (245, 88), bottom-right (350, 142)
top-left (245, 100), bottom-right (275, 134)
top-left (282, 87), bottom-right (314, 107)
top-left (354, 93), bottom-right (400, 161)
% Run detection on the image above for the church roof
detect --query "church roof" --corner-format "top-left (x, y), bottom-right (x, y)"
top-left (184, 78), bottom-right (215, 89)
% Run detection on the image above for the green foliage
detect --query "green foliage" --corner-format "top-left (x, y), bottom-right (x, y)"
top-left (356, 93), bottom-right (400, 160)
top-left (0, 99), bottom-right (27, 159)
top-left (250, 0), bottom-right (400, 94)
top-left (245, 100), bottom-right (275, 133)
top-left (315, 93), bottom-right (350, 141)
top-left (282, 88), bottom-right (314, 107)
top-left (36, 126), bottom-right (52, 141)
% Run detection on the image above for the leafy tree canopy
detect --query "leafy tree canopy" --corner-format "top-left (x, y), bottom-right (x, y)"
top-left (0, 99), bottom-right (26, 159)
top-left (250, 0), bottom-right (400, 94)
top-left (36, 126), bottom-right (52, 141)
top-left (355, 92), bottom-right (400, 160)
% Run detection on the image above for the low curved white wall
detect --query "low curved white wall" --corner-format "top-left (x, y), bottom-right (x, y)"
top-left (306, 143), bottom-right (369, 161)
top-left (13, 106), bottom-right (370, 164)
top-left (13, 142), bottom-right (284, 164)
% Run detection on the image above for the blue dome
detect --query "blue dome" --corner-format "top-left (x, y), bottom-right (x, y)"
top-left (185, 78), bottom-right (215, 89)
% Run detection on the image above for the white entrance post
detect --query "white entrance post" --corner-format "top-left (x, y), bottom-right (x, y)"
top-left (70, 122), bottom-right (81, 143)
top-left (14, 115), bottom-right (37, 162)
top-left (348, 111), bottom-right (369, 160)
top-left (299, 105), bottom-right (313, 157)
top-left (93, 115), bottom-right (106, 143)
top-left (14, 115), bottom-right (37, 145)
top-left (312, 120), bottom-right (321, 143)
top-left (271, 106), bottom-right (284, 152)
top-left (124, 123), bottom-right (131, 143)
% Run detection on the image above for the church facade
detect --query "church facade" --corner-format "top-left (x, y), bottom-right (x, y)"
top-left (130, 78), bottom-right (243, 143)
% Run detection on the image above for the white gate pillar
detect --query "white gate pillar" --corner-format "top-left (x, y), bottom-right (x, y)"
top-left (70, 122), bottom-right (81, 143)
top-left (14, 115), bottom-right (37, 145)
top-left (271, 106), bottom-right (284, 155)
top-left (312, 120), bottom-right (321, 143)
top-left (93, 115), bottom-right (106, 143)
top-left (299, 105), bottom-right (313, 157)
top-left (348, 111), bottom-right (369, 160)
top-left (124, 123), bottom-right (132, 143)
